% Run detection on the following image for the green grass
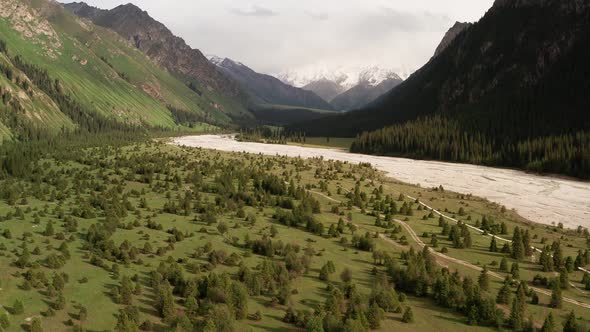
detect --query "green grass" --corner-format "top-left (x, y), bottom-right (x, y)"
top-left (0, 141), bottom-right (589, 332)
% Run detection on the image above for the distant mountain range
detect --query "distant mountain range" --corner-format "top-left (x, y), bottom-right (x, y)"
top-left (208, 56), bottom-right (334, 111)
top-left (64, 2), bottom-right (341, 124)
top-left (65, 2), bottom-right (403, 116)
top-left (280, 66), bottom-right (404, 111)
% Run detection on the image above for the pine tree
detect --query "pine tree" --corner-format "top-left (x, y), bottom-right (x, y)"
top-left (230, 282), bottom-right (248, 320)
top-left (489, 236), bottom-right (498, 252)
top-left (114, 309), bottom-right (139, 332)
top-left (464, 231), bottom-right (472, 248)
top-left (562, 311), bottom-right (577, 332)
top-left (540, 247), bottom-right (554, 272)
top-left (319, 265), bottom-right (331, 281)
top-left (478, 266), bottom-right (490, 291)
top-left (156, 280), bottom-right (175, 320)
top-left (511, 227), bottom-right (524, 260)
top-left (523, 230), bottom-right (532, 256)
top-left (559, 269), bottom-right (570, 290)
top-left (499, 257), bottom-right (508, 272)
top-left (549, 279), bottom-right (562, 308)
top-left (508, 298), bottom-right (523, 331)
top-left (119, 276), bottom-right (134, 305)
top-left (367, 302), bottom-right (384, 329)
top-left (511, 262), bottom-right (520, 280)
top-left (496, 278), bottom-right (512, 305)
top-left (541, 312), bottom-right (555, 332)
top-left (509, 286), bottom-right (526, 330)
top-left (185, 296), bottom-right (199, 320)
top-left (208, 304), bottom-right (234, 332)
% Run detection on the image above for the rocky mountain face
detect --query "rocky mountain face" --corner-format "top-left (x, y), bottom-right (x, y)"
top-left (433, 22), bottom-right (472, 57)
top-left (330, 77), bottom-right (403, 111)
top-left (64, 2), bottom-right (241, 98)
top-left (209, 56), bottom-right (334, 110)
top-left (301, 79), bottom-right (345, 103)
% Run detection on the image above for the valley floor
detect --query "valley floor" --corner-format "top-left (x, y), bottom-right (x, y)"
top-left (0, 139), bottom-right (589, 331)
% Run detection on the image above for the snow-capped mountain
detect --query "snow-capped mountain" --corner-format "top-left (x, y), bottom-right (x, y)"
top-left (277, 65), bottom-right (403, 91)
top-left (276, 65), bottom-right (404, 110)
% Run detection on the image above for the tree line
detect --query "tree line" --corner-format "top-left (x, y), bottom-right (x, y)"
top-left (350, 115), bottom-right (590, 179)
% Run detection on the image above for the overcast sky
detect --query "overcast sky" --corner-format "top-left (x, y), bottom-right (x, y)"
top-left (66, 0), bottom-right (494, 77)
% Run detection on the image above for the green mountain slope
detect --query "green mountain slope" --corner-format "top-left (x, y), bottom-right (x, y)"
top-left (1, 49), bottom-right (76, 140)
top-left (63, 2), bottom-right (253, 121)
top-left (0, 0), bottom-right (236, 140)
top-left (291, 0), bottom-right (590, 178)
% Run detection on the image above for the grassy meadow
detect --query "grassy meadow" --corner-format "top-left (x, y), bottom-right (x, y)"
top-left (0, 140), bottom-right (588, 331)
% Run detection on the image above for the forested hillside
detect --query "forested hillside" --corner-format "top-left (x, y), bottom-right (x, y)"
top-left (290, 0), bottom-right (590, 178)
top-left (0, 0), bottom-right (239, 142)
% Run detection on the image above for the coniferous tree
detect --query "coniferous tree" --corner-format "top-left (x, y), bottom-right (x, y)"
top-left (509, 286), bottom-right (526, 330)
top-left (562, 311), bottom-right (577, 332)
top-left (478, 266), bottom-right (490, 291)
top-left (499, 258), bottom-right (508, 272)
top-left (541, 312), bottom-right (555, 332)
top-left (114, 308), bottom-right (140, 332)
top-left (553, 242), bottom-right (563, 269)
top-left (489, 236), bottom-right (498, 252)
top-left (156, 280), bottom-right (175, 320)
top-left (523, 230), bottom-right (532, 257)
top-left (119, 276), bottom-right (134, 305)
top-left (496, 278), bottom-right (512, 305)
top-left (511, 262), bottom-right (520, 280)
top-left (511, 227), bottom-right (524, 260)
top-left (367, 302), bottom-right (385, 329)
top-left (549, 279), bottom-right (562, 308)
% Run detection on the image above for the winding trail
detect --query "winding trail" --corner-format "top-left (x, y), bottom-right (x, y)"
top-left (307, 188), bottom-right (590, 309)
top-left (391, 217), bottom-right (590, 309)
top-left (406, 194), bottom-right (590, 276)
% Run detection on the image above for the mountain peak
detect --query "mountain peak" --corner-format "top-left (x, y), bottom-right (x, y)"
top-left (279, 65), bottom-right (402, 90)
top-left (433, 21), bottom-right (471, 58)
top-left (64, 1), bottom-right (241, 96)
top-left (111, 3), bottom-right (146, 15)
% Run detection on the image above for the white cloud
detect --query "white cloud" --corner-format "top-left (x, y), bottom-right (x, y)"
top-left (229, 5), bottom-right (278, 17)
top-left (65, 0), bottom-right (495, 76)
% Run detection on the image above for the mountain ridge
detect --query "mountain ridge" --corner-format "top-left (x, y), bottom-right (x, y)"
top-left (63, 1), bottom-right (252, 120)
top-left (207, 55), bottom-right (334, 111)
top-left (0, 0), bottom-right (236, 141)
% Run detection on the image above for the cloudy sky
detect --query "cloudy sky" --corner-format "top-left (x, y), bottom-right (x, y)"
top-left (66, 0), bottom-right (494, 77)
